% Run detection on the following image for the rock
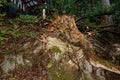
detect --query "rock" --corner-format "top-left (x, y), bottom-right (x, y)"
top-left (0, 54), bottom-right (24, 73)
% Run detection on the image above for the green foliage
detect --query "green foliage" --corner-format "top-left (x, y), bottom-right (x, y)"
top-left (113, 1), bottom-right (120, 24)
top-left (0, 0), bottom-right (7, 6)
top-left (0, 0), bottom-right (16, 8)
top-left (94, 33), bottom-right (102, 39)
top-left (10, 29), bottom-right (21, 38)
top-left (47, 61), bottom-right (53, 68)
top-left (0, 28), bottom-right (22, 41)
top-left (46, 0), bottom-right (76, 15)
top-left (0, 11), bottom-right (6, 21)
top-left (115, 11), bottom-right (120, 23)
top-left (9, 78), bottom-right (16, 80)
top-left (29, 4), bottom-right (46, 16)
top-left (51, 46), bottom-right (61, 53)
top-left (0, 1), bottom-right (3, 7)
top-left (76, 0), bottom-right (120, 34)
top-left (15, 15), bottom-right (38, 24)
top-left (0, 0), bottom-right (15, 21)
top-left (7, 19), bottom-right (14, 25)
top-left (26, 31), bottom-right (38, 38)
top-left (81, 1), bottom-right (115, 18)
top-left (84, 1), bottom-right (102, 17)
top-left (0, 29), bottom-right (9, 41)
top-left (30, 0), bottom-right (76, 16)
top-left (0, 35), bottom-right (7, 41)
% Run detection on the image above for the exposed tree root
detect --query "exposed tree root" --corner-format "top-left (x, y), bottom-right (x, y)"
top-left (51, 15), bottom-right (120, 75)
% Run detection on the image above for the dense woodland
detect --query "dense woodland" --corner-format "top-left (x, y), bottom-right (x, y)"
top-left (0, 0), bottom-right (120, 80)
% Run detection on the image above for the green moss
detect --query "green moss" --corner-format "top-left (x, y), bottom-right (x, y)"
top-left (47, 61), bottom-right (53, 68)
top-left (9, 77), bottom-right (16, 80)
top-left (94, 55), bottom-right (115, 68)
top-left (48, 68), bottom-right (72, 80)
top-left (95, 56), bottom-right (108, 64)
top-left (51, 46), bottom-right (61, 53)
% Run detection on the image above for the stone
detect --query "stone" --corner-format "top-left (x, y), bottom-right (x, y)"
top-left (0, 54), bottom-right (24, 73)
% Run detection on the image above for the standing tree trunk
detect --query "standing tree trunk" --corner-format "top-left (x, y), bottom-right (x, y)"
top-left (102, 0), bottom-right (113, 25)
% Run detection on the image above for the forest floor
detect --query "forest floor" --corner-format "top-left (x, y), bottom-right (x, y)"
top-left (0, 19), bottom-right (120, 80)
top-left (0, 21), bottom-right (51, 80)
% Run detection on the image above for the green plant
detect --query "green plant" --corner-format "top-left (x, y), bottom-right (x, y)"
top-left (0, 29), bottom-right (9, 41)
top-left (47, 61), bottom-right (53, 68)
top-left (10, 29), bottom-right (21, 38)
top-left (26, 31), bottom-right (38, 38)
top-left (0, 0), bottom-right (16, 8)
top-left (0, 0), bottom-right (7, 6)
top-left (7, 19), bottom-right (14, 25)
top-left (94, 33), bottom-right (102, 39)
top-left (46, 0), bottom-right (76, 15)
top-left (0, 13), bottom-right (6, 21)
top-left (29, 4), bottom-right (46, 16)
top-left (15, 14), bottom-right (38, 24)
top-left (0, 28), bottom-right (22, 41)
top-left (51, 46), bottom-right (61, 53)
top-left (9, 78), bottom-right (16, 80)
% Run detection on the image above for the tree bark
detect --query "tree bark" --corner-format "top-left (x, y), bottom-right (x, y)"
top-left (102, 0), bottom-right (113, 25)
top-left (48, 15), bottom-right (120, 80)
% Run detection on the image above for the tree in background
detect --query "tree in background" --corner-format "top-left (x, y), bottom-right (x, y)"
top-left (102, 0), bottom-right (113, 25)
